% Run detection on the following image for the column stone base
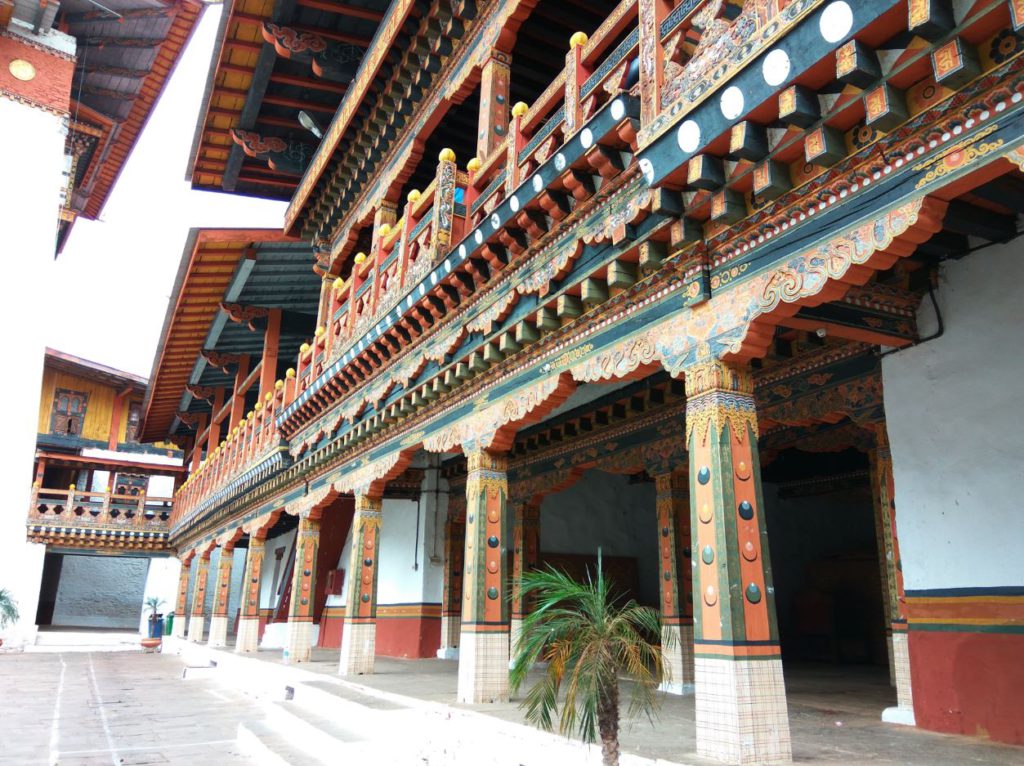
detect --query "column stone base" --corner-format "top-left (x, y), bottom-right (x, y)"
top-left (439, 615), bottom-right (460, 659)
top-left (660, 623), bottom-right (695, 695)
top-left (207, 616), bottom-right (229, 648)
top-left (883, 631), bottom-right (915, 725)
top-left (283, 620), bottom-right (313, 663)
top-left (510, 617), bottom-right (524, 660)
top-left (172, 612), bottom-right (187, 639)
top-left (695, 656), bottom-right (791, 765)
top-left (457, 630), bottom-right (509, 704)
top-left (339, 621), bottom-right (377, 675)
top-left (235, 617), bottom-right (260, 653)
top-left (187, 615), bottom-right (205, 643)
top-left (886, 632), bottom-right (896, 687)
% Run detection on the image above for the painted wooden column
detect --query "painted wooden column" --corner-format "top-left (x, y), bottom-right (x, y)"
top-left (638, 0), bottom-right (672, 127)
top-left (438, 500), bottom-right (465, 659)
top-left (172, 555), bottom-right (191, 639)
top-left (236, 534), bottom-right (266, 653)
top-left (510, 499), bottom-right (540, 657)
top-left (654, 468), bottom-right (694, 694)
top-left (208, 544), bottom-right (236, 647)
top-left (872, 429), bottom-right (915, 725)
top-left (684, 359), bottom-right (791, 765)
top-left (283, 515), bottom-right (320, 663)
top-left (187, 551), bottom-right (212, 643)
top-left (259, 309), bottom-right (281, 397)
top-left (457, 448), bottom-right (510, 703)
top-left (477, 49), bottom-right (511, 161)
top-left (431, 149), bottom-right (458, 263)
top-left (339, 494), bottom-right (383, 675)
top-left (229, 355), bottom-right (251, 431)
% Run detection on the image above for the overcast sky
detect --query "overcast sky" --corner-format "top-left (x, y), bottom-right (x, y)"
top-left (49, 5), bottom-right (287, 378)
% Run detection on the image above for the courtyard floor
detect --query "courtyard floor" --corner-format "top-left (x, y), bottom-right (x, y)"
top-left (2, 644), bottom-right (1022, 766)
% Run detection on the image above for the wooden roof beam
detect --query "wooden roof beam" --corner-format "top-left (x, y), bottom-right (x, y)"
top-left (294, 0), bottom-right (384, 21)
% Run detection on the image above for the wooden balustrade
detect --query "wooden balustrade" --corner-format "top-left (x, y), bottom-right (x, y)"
top-left (29, 486), bottom-right (173, 529)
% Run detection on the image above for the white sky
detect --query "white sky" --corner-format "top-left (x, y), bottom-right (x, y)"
top-left (49, 4), bottom-right (288, 378)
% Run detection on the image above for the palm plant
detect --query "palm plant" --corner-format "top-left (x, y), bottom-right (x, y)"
top-left (144, 596), bottom-right (165, 619)
top-left (0, 588), bottom-right (20, 630)
top-left (509, 551), bottom-right (667, 766)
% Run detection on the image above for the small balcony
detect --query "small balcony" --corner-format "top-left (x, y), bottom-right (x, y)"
top-left (28, 486), bottom-right (174, 551)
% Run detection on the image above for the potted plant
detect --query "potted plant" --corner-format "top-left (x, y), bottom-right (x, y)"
top-left (142, 596), bottom-right (165, 651)
top-left (0, 588), bottom-right (20, 648)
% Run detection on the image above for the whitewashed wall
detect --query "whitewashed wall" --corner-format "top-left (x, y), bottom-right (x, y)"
top-left (137, 556), bottom-right (180, 634)
top-left (51, 555), bottom-right (149, 629)
top-left (541, 470), bottom-right (659, 605)
top-left (0, 40), bottom-right (71, 645)
top-left (883, 240), bottom-right (1024, 591)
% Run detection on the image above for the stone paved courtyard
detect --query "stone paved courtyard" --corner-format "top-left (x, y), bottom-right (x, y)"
top-left (2, 648), bottom-right (1022, 765)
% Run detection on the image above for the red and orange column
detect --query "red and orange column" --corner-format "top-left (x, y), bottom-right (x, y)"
top-left (172, 553), bottom-right (192, 639)
top-left (236, 532), bottom-right (266, 653)
top-left (510, 499), bottom-right (540, 657)
top-left (685, 360), bottom-right (791, 764)
top-left (457, 448), bottom-right (510, 703)
top-left (187, 549), bottom-right (212, 643)
top-left (339, 493), bottom-right (383, 675)
top-left (283, 515), bottom-right (320, 663)
top-left (872, 429), bottom-right (915, 724)
top-left (208, 542), bottom-right (236, 648)
top-left (438, 499), bottom-right (465, 659)
top-left (654, 469), bottom-right (694, 694)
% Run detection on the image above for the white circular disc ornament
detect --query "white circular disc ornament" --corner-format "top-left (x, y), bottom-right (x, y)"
top-left (819, 1), bottom-right (853, 43)
top-left (762, 49), bottom-right (791, 86)
top-left (720, 86), bottom-right (745, 120)
top-left (677, 120), bottom-right (701, 153)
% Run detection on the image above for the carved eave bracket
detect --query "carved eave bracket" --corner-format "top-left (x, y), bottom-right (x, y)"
top-left (230, 129), bottom-right (314, 176)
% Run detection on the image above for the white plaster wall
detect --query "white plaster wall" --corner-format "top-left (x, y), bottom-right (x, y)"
top-left (541, 470), bottom-right (660, 605)
top-left (51, 555), bottom-right (150, 629)
top-left (883, 240), bottom-right (1024, 591)
top-left (329, 486), bottom-right (446, 609)
top-left (137, 557), bottom-right (180, 634)
top-left (260, 528), bottom-right (297, 611)
top-left (0, 94), bottom-right (66, 646)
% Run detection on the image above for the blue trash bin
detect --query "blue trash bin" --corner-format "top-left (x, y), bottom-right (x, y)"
top-left (149, 616), bottom-right (165, 638)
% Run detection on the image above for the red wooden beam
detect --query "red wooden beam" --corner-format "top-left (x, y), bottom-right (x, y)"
top-left (294, 0), bottom-right (384, 21)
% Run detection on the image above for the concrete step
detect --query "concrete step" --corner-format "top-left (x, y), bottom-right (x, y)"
top-left (263, 698), bottom-right (369, 758)
top-left (290, 677), bottom-right (408, 719)
top-left (236, 720), bottom-right (330, 766)
top-left (31, 630), bottom-right (142, 652)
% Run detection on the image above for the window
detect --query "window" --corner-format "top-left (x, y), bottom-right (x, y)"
top-left (125, 401), bottom-right (142, 443)
top-left (51, 389), bottom-right (88, 436)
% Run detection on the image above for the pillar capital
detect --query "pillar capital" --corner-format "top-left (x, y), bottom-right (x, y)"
top-left (684, 360), bottom-right (758, 446)
top-left (466, 447), bottom-right (508, 474)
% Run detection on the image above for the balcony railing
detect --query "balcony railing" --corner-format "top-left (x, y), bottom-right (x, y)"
top-left (282, 2), bottom-right (643, 407)
top-left (29, 486), bottom-right (173, 531)
top-left (172, 376), bottom-right (291, 527)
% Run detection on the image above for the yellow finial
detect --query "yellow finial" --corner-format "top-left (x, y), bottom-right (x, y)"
top-left (33, 480), bottom-right (40, 488)
top-left (512, 101), bottom-right (529, 118)
top-left (407, 189), bottom-right (421, 203)
top-left (315, 326), bottom-right (325, 337)
top-left (570, 31), bottom-right (588, 49)
top-left (467, 157), bottom-right (481, 172)
top-left (354, 252), bottom-right (367, 264)
top-left (379, 223), bottom-right (392, 238)
top-left (265, 392), bottom-right (274, 402)
top-left (286, 368), bottom-right (296, 379)
top-left (438, 148), bottom-right (456, 163)
top-left (333, 276), bottom-right (344, 290)
top-left (69, 483), bottom-right (76, 491)
top-left (300, 342), bottom-right (311, 354)
top-left (275, 379), bottom-right (284, 390)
